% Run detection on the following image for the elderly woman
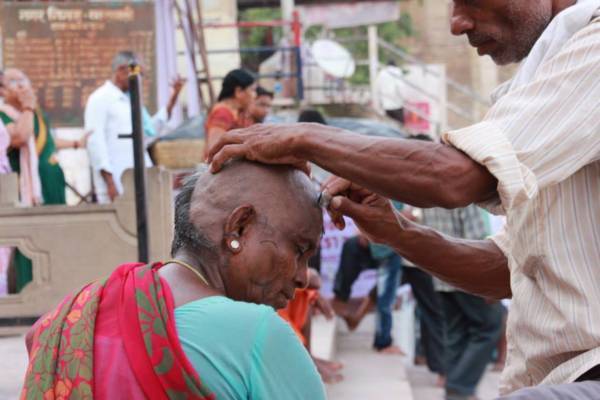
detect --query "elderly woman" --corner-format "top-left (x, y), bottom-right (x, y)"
top-left (22, 160), bottom-right (325, 399)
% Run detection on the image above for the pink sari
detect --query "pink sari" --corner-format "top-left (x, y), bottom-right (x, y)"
top-left (22, 263), bottom-right (215, 399)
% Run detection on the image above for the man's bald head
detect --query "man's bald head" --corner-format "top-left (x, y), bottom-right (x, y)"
top-left (171, 160), bottom-right (321, 256)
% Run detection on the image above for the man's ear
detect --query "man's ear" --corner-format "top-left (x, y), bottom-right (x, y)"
top-left (223, 204), bottom-right (256, 253)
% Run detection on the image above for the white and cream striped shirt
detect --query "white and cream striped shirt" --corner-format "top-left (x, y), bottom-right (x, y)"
top-left (443, 15), bottom-right (600, 395)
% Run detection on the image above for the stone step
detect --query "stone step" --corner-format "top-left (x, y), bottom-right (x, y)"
top-left (321, 313), bottom-right (415, 400)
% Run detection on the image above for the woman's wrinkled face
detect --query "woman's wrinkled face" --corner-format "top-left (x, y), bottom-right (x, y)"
top-left (223, 202), bottom-right (323, 309)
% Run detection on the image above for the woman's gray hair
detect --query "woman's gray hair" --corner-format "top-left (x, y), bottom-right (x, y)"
top-left (171, 166), bottom-right (215, 256)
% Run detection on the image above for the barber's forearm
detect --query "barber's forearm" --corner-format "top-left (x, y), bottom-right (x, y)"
top-left (390, 217), bottom-right (511, 299)
top-left (297, 126), bottom-right (496, 208)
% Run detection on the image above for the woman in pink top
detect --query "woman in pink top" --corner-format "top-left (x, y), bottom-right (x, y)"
top-left (0, 119), bottom-right (12, 296)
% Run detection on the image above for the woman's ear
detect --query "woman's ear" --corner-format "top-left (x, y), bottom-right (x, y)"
top-left (234, 86), bottom-right (244, 101)
top-left (223, 204), bottom-right (256, 253)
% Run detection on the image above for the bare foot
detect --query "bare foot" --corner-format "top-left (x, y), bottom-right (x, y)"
top-left (377, 345), bottom-right (406, 356)
top-left (313, 357), bottom-right (344, 384)
top-left (343, 314), bottom-right (360, 331)
top-left (314, 357), bottom-right (344, 372)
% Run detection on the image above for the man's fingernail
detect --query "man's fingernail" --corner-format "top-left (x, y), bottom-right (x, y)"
top-left (331, 197), bottom-right (341, 209)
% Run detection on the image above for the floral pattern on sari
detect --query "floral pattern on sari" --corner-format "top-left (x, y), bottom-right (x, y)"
top-left (21, 263), bottom-right (215, 400)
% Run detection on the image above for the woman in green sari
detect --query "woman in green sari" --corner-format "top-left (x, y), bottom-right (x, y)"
top-left (0, 68), bottom-right (67, 292)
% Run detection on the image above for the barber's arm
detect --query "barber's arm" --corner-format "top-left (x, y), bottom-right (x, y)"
top-left (208, 124), bottom-right (497, 209)
top-left (322, 178), bottom-right (510, 300)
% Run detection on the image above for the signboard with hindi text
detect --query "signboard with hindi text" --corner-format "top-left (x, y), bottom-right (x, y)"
top-left (0, 1), bottom-right (156, 127)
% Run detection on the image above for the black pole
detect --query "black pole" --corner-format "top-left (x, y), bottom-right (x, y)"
top-left (128, 63), bottom-right (149, 263)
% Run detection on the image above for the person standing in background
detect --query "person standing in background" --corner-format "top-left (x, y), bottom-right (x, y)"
top-left (244, 86), bottom-right (274, 125)
top-left (374, 60), bottom-right (407, 126)
top-left (204, 69), bottom-right (256, 154)
top-left (0, 68), bottom-right (68, 293)
top-left (85, 51), bottom-right (185, 203)
top-left (422, 205), bottom-right (503, 400)
top-left (0, 99), bottom-right (12, 296)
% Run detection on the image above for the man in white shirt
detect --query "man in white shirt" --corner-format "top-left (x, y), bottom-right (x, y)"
top-left (374, 61), bottom-right (407, 125)
top-left (85, 51), bottom-right (185, 203)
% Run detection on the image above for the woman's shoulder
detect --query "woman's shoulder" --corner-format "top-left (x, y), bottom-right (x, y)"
top-left (207, 103), bottom-right (235, 118)
top-left (176, 296), bottom-right (277, 330)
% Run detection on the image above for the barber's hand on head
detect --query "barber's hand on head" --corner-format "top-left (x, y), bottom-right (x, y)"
top-left (207, 123), bottom-right (311, 175)
top-left (321, 176), bottom-right (407, 246)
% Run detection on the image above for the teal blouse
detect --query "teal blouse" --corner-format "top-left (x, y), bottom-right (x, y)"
top-left (175, 296), bottom-right (326, 400)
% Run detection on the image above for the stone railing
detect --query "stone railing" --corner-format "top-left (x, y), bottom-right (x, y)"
top-left (0, 167), bottom-right (174, 321)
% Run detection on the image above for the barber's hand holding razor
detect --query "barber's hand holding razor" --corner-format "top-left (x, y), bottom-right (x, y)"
top-left (320, 176), bottom-right (409, 246)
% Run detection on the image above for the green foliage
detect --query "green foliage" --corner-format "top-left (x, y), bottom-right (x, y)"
top-left (237, 7), bottom-right (415, 84)
top-left (238, 8), bottom-right (282, 71)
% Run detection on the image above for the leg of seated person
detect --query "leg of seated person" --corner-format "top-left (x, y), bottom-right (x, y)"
top-left (404, 267), bottom-right (446, 376)
top-left (374, 254), bottom-right (403, 353)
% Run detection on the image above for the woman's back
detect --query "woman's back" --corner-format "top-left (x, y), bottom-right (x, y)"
top-left (175, 296), bottom-right (326, 400)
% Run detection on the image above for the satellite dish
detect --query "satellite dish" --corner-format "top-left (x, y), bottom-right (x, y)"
top-left (311, 39), bottom-right (356, 78)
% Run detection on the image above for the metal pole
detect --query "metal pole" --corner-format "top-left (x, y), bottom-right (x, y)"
top-left (128, 64), bottom-right (149, 263)
top-left (280, 0), bottom-right (295, 36)
top-left (368, 25), bottom-right (379, 108)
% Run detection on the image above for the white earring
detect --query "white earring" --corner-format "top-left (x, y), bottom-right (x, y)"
top-left (230, 240), bottom-right (241, 250)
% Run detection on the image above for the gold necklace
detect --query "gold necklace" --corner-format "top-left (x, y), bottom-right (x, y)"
top-left (165, 259), bottom-right (210, 286)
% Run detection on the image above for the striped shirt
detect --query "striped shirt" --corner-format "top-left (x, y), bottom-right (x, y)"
top-left (420, 205), bottom-right (488, 292)
top-left (443, 16), bottom-right (600, 395)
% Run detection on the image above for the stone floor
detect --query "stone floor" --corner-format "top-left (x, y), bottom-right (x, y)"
top-left (407, 364), bottom-right (501, 400)
top-left (320, 312), bottom-right (501, 400)
top-left (325, 317), bottom-right (414, 399)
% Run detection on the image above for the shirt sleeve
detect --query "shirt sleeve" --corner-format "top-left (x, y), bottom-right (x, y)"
top-left (84, 93), bottom-right (112, 173)
top-left (250, 311), bottom-right (326, 400)
top-left (443, 19), bottom-right (600, 214)
top-left (151, 107), bottom-right (169, 135)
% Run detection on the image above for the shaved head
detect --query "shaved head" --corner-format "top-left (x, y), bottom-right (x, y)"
top-left (171, 160), bottom-right (323, 309)
top-left (172, 160), bottom-right (320, 256)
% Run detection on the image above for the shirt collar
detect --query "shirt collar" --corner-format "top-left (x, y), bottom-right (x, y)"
top-left (104, 80), bottom-right (128, 101)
